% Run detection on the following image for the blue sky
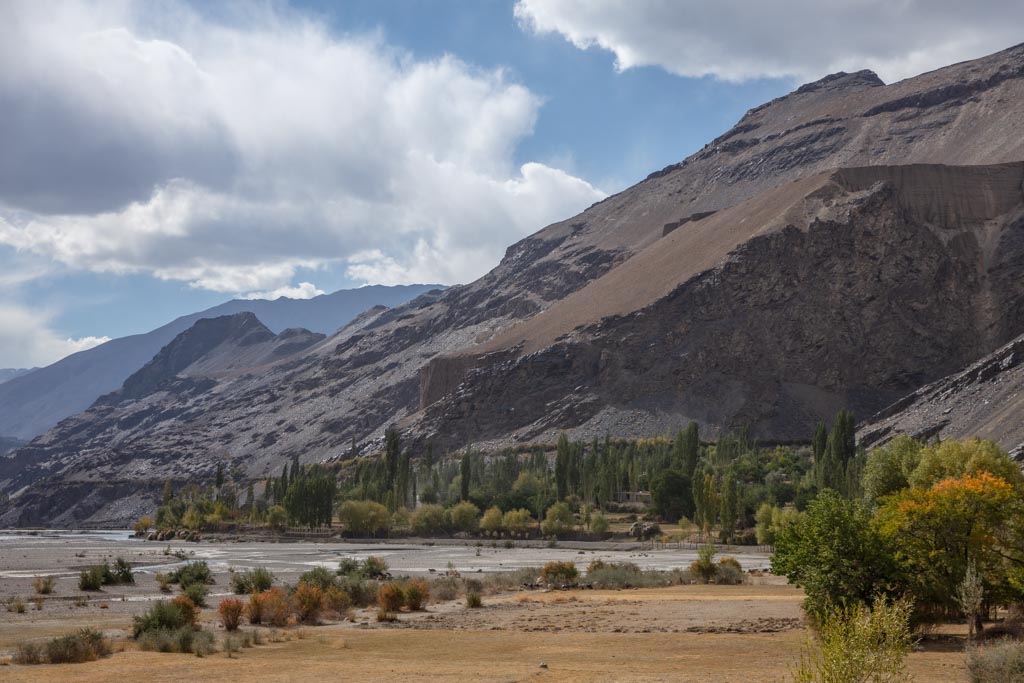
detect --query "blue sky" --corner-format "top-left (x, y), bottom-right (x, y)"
top-left (0, 0), bottom-right (1019, 367)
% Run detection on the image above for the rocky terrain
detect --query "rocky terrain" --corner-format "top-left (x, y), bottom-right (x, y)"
top-left (0, 284), bottom-right (439, 441)
top-left (3, 43), bottom-right (1024, 525)
top-left (859, 331), bottom-right (1024, 459)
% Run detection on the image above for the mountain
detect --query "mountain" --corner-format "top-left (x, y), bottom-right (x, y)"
top-left (0, 368), bottom-right (35, 384)
top-left (0, 284), bottom-right (442, 440)
top-left (3, 44), bottom-right (1024, 525)
top-left (859, 332), bottom-right (1024, 459)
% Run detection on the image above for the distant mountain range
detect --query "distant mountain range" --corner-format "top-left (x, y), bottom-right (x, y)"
top-left (0, 284), bottom-right (442, 440)
top-left (0, 368), bottom-right (35, 384)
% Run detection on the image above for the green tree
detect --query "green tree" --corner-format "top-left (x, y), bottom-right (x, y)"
top-left (480, 505), bottom-right (503, 534)
top-left (460, 448), bottom-right (472, 501)
top-left (541, 502), bottom-right (574, 537)
top-left (772, 490), bottom-right (898, 619)
top-left (450, 500), bottom-right (481, 533)
top-left (681, 421), bottom-right (700, 479)
top-left (650, 469), bottom-right (693, 523)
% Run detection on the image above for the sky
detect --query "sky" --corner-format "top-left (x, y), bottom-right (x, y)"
top-left (0, 0), bottom-right (1020, 368)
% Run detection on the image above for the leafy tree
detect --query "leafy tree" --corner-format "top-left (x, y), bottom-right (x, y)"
top-left (480, 505), bottom-right (503, 534)
top-left (681, 421), bottom-right (700, 479)
top-left (861, 435), bottom-right (922, 502)
top-left (411, 504), bottom-right (446, 535)
top-left (772, 490), bottom-right (898, 619)
top-left (337, 500), bottom-right (390, 537)
top-left (650, 469), bottom-right (693, 523)
top-left (450, 500), bottom-right (480, 533)
top-left (460, 448), bottom-right (472, 501)
top-left (502, 508), bottom-right (533, 535)
top-left (555, 433), bottom-right (570, 500)
top-left (541, 502), bottom-right (574, 537)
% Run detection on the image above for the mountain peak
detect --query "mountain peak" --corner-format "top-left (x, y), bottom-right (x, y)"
top-left (795, 69), bottom-right (885, 94)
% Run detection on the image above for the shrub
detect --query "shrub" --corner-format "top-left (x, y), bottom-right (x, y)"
top-left (432, 576), bottom-right (460, 602)
top-left (232, 567), bottom-right (275, 594)
top-left (541, 502), bottom-right (574, 537)
top-left (155, 573), bottom-right (172, 593)
top-left (183, 582), bottom-right (209, 607)
top-left (480, 505), bottom-right (504, 534)
top-left (78, 567), bottom-right (104, 591)
top-left (133, 515), bottom-right (153, 535)
top-left (33, 576), bottom-right (55, 595)
top-left (590, 511), bottom-right (610, 535)
top-left (170, 561), bottom-right (212, 588)
top-left (337, 500), bottom-right (391, 536)
top-left (337, 558), bottom-right (362, 577)
top-left (466, 592), bottom-right (483, 608)
top-left (689, 543), bottom-right (718, 583)
top-left (718, 556), bottom-right (743, 572)
top-left (7, 596), bottom-right (26, 613)
top-left (218, 598), bottom-right (244, 631)
top-left (450, 501), bottom-right (481, 533)
top-left (586, 559), bottom-right (607, 574)
top-left (113, 557), bottom-right (135, 584)
top-left (294, 582), bottom-right (324, 624)
top-left (133, 598), bottom-right (196, 638)
top-left (337, 575), bottom-right (374, 607)
top-left (404, 579), bottom-right (429, 610)
top-left (376, 609), bottom-right (397, 622)
top-left (794, 597), bottom-right (916, 683)
top-left (362, 556), bottom-right (390, 579)
top-left (324, 585), bottom-right (352, 616)
top-left (967, 640), bottom-right (1024, 683)
top-left (260, 587), bottom-right (292, 627)
top-left (540, 561), bottom-right (579, 586)
top-left (45, 628), bottom-right (112, 664)
top-left (411, 504), bottom-right (447, 535)
top-left (137, 626), bottom-right (213, 655)
top-left (267, 505), bottom-right (288, 530)
top-left (298, 565), bottom-right (337, 591)
top-left (246, 591), bottom-right (266, 625)
top-left (715, 562), bottom-right (745, 585)
top-left (13, 642), bottom-right (42, 665)
top-left (377, 582), bottom-right (405, 612)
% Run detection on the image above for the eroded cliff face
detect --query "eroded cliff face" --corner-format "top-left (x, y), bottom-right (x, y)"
top-left (4, 45), bottom-right (1024, 525)
top-left (417, 164), bottom-right (1024, 448)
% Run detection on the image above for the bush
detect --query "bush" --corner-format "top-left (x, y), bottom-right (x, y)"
top-left (231, 567), bottom-right (275, 594)
top-left (260, 587), bottom-right (292, 627)
top-left (218, 598), bottom-right (244, 631)
top-left (794, 597), bottom-right (916, 683)
top-left (362, 556), bottom-right (390, 579)
top-left (298, 565), bottom-right (337, 591)
top-left (45, 628), bottom-right (112, 664)
top-left (13, 642), bottom-right (42, 665)
top-left (432, 576), bottom-right (460, 602)
top-left (450, 501), bottom-right (481, 533)
top-left (337, 558), bottom-right (362, 577)
top-left (7, 596), bottom-right (26, 613)
top-left (133, 598), bottom-right (197, 638)
top-left (376, 609), bottom-right (397, 622)
top-left (33, 576), bottom-right (55, 595)
top-left (411, 504), bottom-right (447, 536)
top-left (480, 506), bottom-right (504, 534)
top-left (324, 585), bottom-right (352, 616)
top-left (540, 561), bottom-right (579, 586)
top-left (337, 500), bottom-right (391, 536)
top-left (404, 579), bottom-right (430, 611)
top-left (183, 582), bottom-right (209, 607)
top-left (540, 502), bottom-right (574, 537)
top-left (170, 561), bottom-right (212, 588)
top-left (590, 511), bottom-right (610, 535)
top-left (155, 573), bottom-right (172, 593)
top-left (689, 543), bottom-right (718, 583)
top-left (466, 592), bottom-right (483, 608)
top-left (113, 557), bottom-right (135, 584)
top-left (246, 591), bottom-right (266, 625)
top-left (137, 626), bottom-right (213, 655)
top-left (337, 575), bottom-right (374, 607)
top-left (293, 582), bottom-right (324, 624)
top-left (377, 582), bottom-right (405, 612)
top-left (78, 566), bottom-right (105, 591)
top-left (967, 640), bottom-right (1024, 683)
top-left (133, 515), bottom-right (153, 535)
top-left (502, 508), bottom-right (534, 536)
top-left (715, 562), bottom-right (745, 585)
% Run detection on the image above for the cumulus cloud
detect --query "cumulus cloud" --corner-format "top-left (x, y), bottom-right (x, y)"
top-left (515, 0), bottom-right (1024, 83)
top-left (0, 303), bottom-right (110, 367)
top-left (242, 282), bottom-right (325, 301)
top-left (0, 1), bottom-right (605, 294)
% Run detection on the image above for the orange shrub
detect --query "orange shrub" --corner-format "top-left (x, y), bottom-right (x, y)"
top-left (404, 579), bottom-right (430, 611)
top-left (218, 597), bottom-right (244, 631)
top-left (324, 585), bottom-right (351, 616)
top-left (170, 595), bottom-right (199, 627)
top-left (246, 591), bottom-right (265, 625)
top-left (293, 582), bottom-right (324, 624)
top-left (261, 587), bottom-right (293, 627)
top-left (377, 582), bottom-right (404, 612)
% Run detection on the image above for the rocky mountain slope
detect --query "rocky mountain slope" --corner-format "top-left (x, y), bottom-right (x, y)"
top-left (0, 368), bottom-right (34, 385)
top-left (3, 44), bottom-right (1024, 525)
top-left (0, 284), bottom-right (440, 440)
top-left (859, 332), bottom-right (1024, 459)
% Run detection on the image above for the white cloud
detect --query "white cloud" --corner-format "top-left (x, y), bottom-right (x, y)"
top-left (0, 303), bottom-right (109, 367)
top-left (515, 0), bottom-right (1024, 83)
top-left (0, 1), bottom-right (605, 294)
top-left (242, 282), bottom-right (325, 301)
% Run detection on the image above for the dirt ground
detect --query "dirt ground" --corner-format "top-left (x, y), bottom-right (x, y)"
top-left (0, 582), bottom-right (968, 682)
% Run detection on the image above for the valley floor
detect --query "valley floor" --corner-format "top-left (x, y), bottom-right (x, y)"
top-left (0, 533), bottom-right (968, 681)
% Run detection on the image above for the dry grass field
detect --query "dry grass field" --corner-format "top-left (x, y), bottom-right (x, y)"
top-left (0, 582), bottom-right (968, 682)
